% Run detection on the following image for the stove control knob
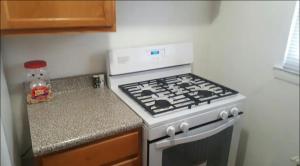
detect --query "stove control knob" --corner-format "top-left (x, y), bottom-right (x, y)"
top-left (166, 126), bottom-right (176, 137)
top-left (180, 122), bottom-right (189, 133)
top-left (220, 111), bottom-right (229, 120)
top-left (230, 107), bottom-right (239, 117)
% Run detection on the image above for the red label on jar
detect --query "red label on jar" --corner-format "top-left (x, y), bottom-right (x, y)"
top-left (31, 86), bottom-right (49, 99)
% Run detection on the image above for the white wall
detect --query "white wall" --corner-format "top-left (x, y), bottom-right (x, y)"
top-left (196, 1), bottom-right (299, 166)
top-left (1, 1), bottom-right (215, 164)
top-left (2, 1), bottom-right (298, 166)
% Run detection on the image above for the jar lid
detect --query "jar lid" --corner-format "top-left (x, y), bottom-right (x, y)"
top-left (24, 60), bottom-right (47, 69)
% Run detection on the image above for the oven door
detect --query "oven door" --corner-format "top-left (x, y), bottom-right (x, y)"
top-left (148, 117), bottom-right (241, 166)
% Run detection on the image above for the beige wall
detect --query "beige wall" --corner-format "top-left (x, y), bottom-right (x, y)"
top-left (194, 1), bottom-right (299, 166)
top-left (1, 1), bottom-right (298, 166)
top-left (1, 1), bottom-right (214, 165)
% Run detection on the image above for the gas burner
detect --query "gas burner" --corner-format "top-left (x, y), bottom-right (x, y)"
top-left (169, 84), bottom-right (183, 94)
top-left (179, 76), bottom-right (192, 83)
top-left (178, 83), bottom-right (190, 88)
top-left (156, 79), bottom-right (168, 86)
top-left (177, 76), bottom-right (193, 88)
top-left (197, 90), bottom-right (215, 98)
top-left (141, 90), bottom-right (154, 96)
top-left (139, 84), bottom-right (156, 96)
top-left (154, 100), bottom-right (172, 109)
top-left (193, 86), bottom-right (217, 94)
top-left (151, 94), bottom-right (173, 110)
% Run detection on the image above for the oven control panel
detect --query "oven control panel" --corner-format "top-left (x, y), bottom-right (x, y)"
top-left (147, 104), bottom-right (243, 141)
top-left (164, 106), bottom-right (240, 137)
top-left (108, 42), bottom-right (193, 75)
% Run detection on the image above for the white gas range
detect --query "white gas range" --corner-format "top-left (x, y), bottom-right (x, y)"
top-left (107, 42), bottom-right (246, 166)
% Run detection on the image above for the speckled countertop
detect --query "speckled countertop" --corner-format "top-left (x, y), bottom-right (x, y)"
top-left (27, 75), bottom-right (143, 157)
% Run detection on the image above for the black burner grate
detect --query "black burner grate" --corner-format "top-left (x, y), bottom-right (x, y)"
top-left (119, 73), bottom-right (238, 117)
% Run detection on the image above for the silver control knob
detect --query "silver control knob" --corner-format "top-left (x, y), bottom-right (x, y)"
top-left (166, 126), bottom-right (176, 137)
top-left (179, 122), bottom-right (189, 133)
top-left (230, 107), bottom-right (239, 117)
top-left (220, 111), bottom-right (229, 120)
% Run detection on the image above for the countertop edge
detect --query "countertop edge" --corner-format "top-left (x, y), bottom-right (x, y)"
top-left (32, 121), bottom-right (143, 157)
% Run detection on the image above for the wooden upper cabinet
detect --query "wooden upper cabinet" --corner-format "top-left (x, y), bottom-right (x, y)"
top-left (0, 1), bottom-right (116, 34)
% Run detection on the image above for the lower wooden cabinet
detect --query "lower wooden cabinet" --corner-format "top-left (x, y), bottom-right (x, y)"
top-left (112, 157), bottom-right (139, 166)
top-left (37, 129), bottom-right (141, 166)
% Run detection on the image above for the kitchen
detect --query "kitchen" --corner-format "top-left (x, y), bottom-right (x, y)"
top-left (0, 1), bottom-right (299, 166)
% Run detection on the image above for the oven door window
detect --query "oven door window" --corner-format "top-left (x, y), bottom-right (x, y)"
top-left (162, 126), bottom-right (233, 166)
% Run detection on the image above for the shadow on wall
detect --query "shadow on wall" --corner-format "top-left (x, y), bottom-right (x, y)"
top-left (117, 1), bottom-right (221, 27)
top-left (211, 1), bottom-right (221, 23)
top-left (1, 57), bottom-right (20, 166)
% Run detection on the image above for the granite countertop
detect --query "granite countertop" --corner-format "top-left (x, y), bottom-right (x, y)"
top-left (27, 75), bottom-right (143, 157)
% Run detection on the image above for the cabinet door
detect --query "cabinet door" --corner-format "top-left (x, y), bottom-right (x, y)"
top-left (112, 157), bottom-right (139, 166)
top-left (0, 1), bottom-right (115, 30)
top-left (40, 131), bottom-right (139, 166)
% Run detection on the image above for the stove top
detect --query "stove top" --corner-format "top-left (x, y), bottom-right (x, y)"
top-left (119, 73), bottom-right (238, 117)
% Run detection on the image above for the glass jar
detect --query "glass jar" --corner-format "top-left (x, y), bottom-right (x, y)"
top-left (24, 60), bottom-right (53, 104)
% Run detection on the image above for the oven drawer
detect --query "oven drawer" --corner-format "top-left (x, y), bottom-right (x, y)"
top-left (40, 131), bottom-right (139, 166)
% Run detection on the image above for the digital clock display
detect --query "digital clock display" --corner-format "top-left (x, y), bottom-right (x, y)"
top-left (150, 50), bottom-right (160, 56)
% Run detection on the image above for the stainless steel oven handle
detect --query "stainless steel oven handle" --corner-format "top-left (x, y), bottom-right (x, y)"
top-left (156, 118), bottom-right (237, 149)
